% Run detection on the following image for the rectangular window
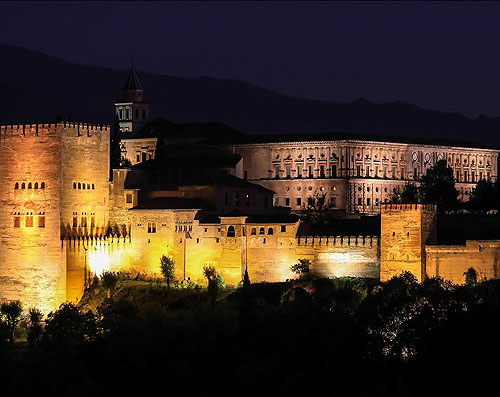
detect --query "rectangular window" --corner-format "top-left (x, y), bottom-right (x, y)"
top-left (81, 216), bottom-right (87, 228)
top-left (136, 153), bottom-right (140, 163)
top-left (126, 194), bottom-right (133, 204)
top-left (366, 166), bottom-right (370, 177)
top-left (367, 198), bottom-right (371, 206)
top-left (479, 171), bottom-right (483, 180)
top-left (119, 109), bottom-right (123, 119)
top-left (356, 165), bottom-right (361, 177)
top-left (14, 216), bottom-right (20, 228)
top-left (358, 198), bottom-right (362, 206)
top-left (375, 165), bottom-right (379, 178)
top-left (331, 164), bottom-right (337, 178)
top-left (308, 165), bottom-right (314, 178)
top-left (91, 216), bottom-right (95, 228)
top-left (297, 164), bottom-right (302, 178)
top-left (464, 171), bottom-right (468, 182)
top-left (487, 172), bottom-right (491, 180)
top-left (125, 109), bottom-right (130, 119)
top-left (142, 152), bottom-right (147, 162)
top-left (274, 165), bottom-right (280, 179)
top-left (392, 166), bottom-right (396, 179)
top-left (471, 171), bottom-right (475, 182)
top-left (414, 168), bottom-right (418, 180)
top-left (281, 225), bottom-right (286, 233)
top-left (320, 165), bottom-right (325, 178)
top-left (73, 216), bottom-right (77, 228)
top-left (376, 198), bottom-right (379, 206)
top-left (383, 167), bottom-right (387, 178)
top-left (148, 222), bottom-right (156, 233)
top-left (286, 165), bottom-right (291, 178)
top-left (38, 215), bottom-right (45, 228)
top-left (296, 197), bottom-right (302, 206)
top-left (456, 170), bottom-right (460, 181)
top-left (400, 167), bottom-right (405, 180)
top-left (26, 215), bottom-right (33, 228)
top-left (330, 197), bottom-right (336, 207)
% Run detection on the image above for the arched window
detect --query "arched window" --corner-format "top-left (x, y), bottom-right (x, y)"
top-left (14, 182), bottom-right (19, 189)
top-left (73, 182), bottom-right (76, 189)
top-left (83, 183), bottom-right (86, 190)
top-left (259, 227), bottom-right (265, 235)
top-left (41, 182), bottom-right (45, 189)
top-left (87, 183), bottom-right (90, 190)
top-left (92, 183), bottom-right (95, 190)
top-left (28, 182), bottom-right (32, 189)
top-left (268, 227), bottom-right (274, 235)
top-left (227, 225), bottom-right (235, 237)
top-left (21, 182), bottom-right (25, 189)
top-left (251, 228), bottom-right (256, 235)
top-left (78, 183), bottom-right (81, 189)
top-left (34, 182), bottom-right (38, 189)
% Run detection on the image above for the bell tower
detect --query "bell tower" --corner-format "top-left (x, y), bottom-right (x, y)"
top-left (114, 64), bottom-right (149, 134)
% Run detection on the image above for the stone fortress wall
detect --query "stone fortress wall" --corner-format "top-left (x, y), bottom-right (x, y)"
top-left (0, 123), bottom-right (110, 313)
top-left (2, 122), bottom-right (500, 312)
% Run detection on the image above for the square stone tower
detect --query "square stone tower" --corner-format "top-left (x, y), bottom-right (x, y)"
top-left (0, 122), bottom-right (110, 313)
top-left (380, 203), bottom-right (437, 282)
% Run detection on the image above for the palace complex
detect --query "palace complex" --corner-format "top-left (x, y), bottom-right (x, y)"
top-left (1, 68), bottom-right (500, 313)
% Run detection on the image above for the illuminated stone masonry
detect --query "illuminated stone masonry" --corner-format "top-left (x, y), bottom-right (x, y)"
top-left (222, 139), bottom-right (498, 214)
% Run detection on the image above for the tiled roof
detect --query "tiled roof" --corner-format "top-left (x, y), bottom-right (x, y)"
top-left (130, 197), bottom-right (210, 210)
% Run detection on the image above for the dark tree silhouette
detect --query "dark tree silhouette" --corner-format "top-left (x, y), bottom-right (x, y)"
top-left (160, 255), bottom-right (175, 290)
top-left (0, 300), bottom-right (23, 344)
top-left (419, 160), bottom-right (458, 213)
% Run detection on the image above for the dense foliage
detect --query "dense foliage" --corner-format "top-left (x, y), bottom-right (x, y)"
top-left (1, 273), bottom-right (500, 395)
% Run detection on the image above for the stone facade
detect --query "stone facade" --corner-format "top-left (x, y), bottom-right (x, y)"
top-left (0, 123), bottom-right (110, 313)
top-left (223, 140), bottom-right (498, 214)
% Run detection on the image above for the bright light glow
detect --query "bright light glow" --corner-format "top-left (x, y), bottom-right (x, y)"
top-left (327, 252), bottom-right (351, 262)
top-left (89, 248), bottom-right (111, 275)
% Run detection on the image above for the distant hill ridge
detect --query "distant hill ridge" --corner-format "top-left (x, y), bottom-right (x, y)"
top-left (1, 43), bottom-right (499, 148)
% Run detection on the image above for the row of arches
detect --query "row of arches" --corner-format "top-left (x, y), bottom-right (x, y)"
top-left (14, 182), bottom-right (46, 190)
top-left (73, 182), bottom-right (95, 190)
top-left (226, 226), bottom-right (274, 237)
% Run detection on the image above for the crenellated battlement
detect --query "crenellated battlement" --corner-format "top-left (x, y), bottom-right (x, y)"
top-left (0, 122), bottom-right (110, 137)
top-left (296, 235), bottom-right (378, 247)
top-left (381, 203), bottom-right (436, 211)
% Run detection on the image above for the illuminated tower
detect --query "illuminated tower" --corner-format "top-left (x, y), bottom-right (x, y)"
top-left (114, 66), bottom-right (149, 134)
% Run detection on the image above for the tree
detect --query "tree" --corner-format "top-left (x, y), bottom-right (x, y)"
top-left (468, 179), bottom-right (498, 213)
top-left (160, 255), bottom-right (175, 290)
top-left (203, 265), bottom-right (220, 308)
top-left (0, 300), bottom-right (23, 344)
top-left (303, 192), bottom-right (334, 223)
top-left (419, 160), bottom-right (459, 213)
top-left (101, 271), bottom-right (118, 299)
top-left (239, 267), bottom-right (255, 334)
top-left (27, 308), bottom-right (44, 346)
top-left (44, 302), bottom-right (99, 350)
top-left (464, 267), bottom-right (478, 286)
top-left (290, 259), bottom-right (310, 278)
top-left (391, 182), bottom-right (420, 204)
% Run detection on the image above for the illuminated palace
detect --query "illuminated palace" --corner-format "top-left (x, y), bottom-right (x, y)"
top-left (1, 68), bottom-right (500, 312)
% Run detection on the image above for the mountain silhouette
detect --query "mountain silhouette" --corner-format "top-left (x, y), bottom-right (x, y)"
top-left (1, 43), bottom-right (499, 148)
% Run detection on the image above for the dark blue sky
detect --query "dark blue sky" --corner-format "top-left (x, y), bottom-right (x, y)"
top-left (2, 1), bottom-right (500, 117)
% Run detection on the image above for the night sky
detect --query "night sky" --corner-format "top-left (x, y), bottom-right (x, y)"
top-left (2, 1), bottom-right (500, 117)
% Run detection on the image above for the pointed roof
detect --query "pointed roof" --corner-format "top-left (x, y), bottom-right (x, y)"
top-left (123, 68), bottom-right (143, 91)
